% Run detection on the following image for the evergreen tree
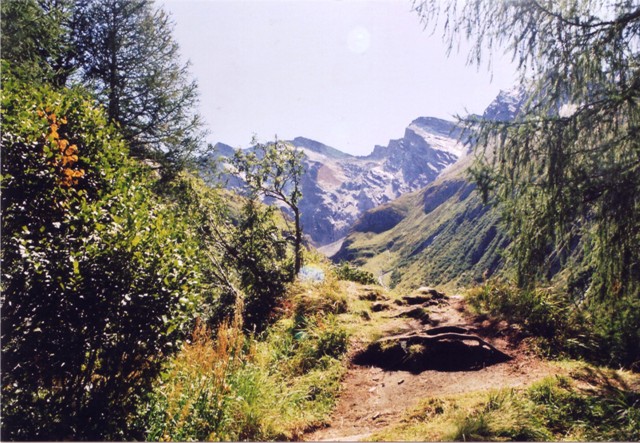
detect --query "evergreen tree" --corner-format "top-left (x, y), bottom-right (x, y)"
top-left (414, 0), bottom-right (640, 291)
top-left (0, 0), bottom-right (75, 86)
top-left (414, 0), bottom-right (640, 366)
top-left (1, 0), bottom-right (205, 175)
top-left (72, 0), bottom-right (205, 175)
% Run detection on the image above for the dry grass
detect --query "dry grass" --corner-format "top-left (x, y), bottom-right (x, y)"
top-left (143, 258), bottom-right (359, 441)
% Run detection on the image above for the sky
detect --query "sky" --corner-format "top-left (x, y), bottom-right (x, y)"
top-left (162, 0), bottom-right (519, 156)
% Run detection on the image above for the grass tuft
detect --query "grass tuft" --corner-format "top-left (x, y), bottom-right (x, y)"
top-left (142, 259), bottom-right (354, 441)
top-left (370, 368), bottom-right (640, 442)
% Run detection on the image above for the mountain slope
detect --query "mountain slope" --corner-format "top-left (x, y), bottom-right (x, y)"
top-left (333, 153), bottom-right (508, 290)
top-left (210, 117), bottom-right (466, 246)
top-left (332, 88), bottom-right (529, 289)
top-left (292, 117), bottom-right (466, 246)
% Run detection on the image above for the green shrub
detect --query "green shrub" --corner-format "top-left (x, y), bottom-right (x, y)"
top-left (467, 279), bottom-right (640, 368)
top-left (161, 177), bottom-right (293, 334)
top-left (334, 261), bottom-right (377, 285)
top-left (589, 296), bottom-right (640, 370)
top-left (1, 77), bottom-right (206, 440)
top-left (229, 200), bottom-right (292, 332)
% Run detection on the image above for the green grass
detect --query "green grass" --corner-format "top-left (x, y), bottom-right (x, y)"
top-left (464, 279), bottom-right (640, 368)
top-left (369, 366), bottom-right (640, 441)
top-left (142, 313), bottom-right (350, 441)
top-left (466, 281), bottom-right (578, 350)
top-left (141, 258), bottom-right (384, 441)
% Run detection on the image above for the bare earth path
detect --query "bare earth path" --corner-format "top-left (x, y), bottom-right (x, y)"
top-left (304, 292), bottom-right (560, 441)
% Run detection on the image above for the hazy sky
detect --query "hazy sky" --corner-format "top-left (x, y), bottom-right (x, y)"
top-left (162, 0), bottom-right (518, 156)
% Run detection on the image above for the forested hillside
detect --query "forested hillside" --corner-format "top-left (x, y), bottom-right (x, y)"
top-left (1, 1), bottom-right (337, 439)
top-left (2, 0), bottom-right (639, 441)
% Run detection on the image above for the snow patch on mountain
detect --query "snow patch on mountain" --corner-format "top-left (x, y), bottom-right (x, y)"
top-left (406, 123), bottom-right (465, 157)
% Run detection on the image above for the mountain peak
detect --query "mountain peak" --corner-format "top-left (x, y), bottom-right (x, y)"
top-left (291, 137), bottom-right (353, 159)
top-left (213, 142), bottom-right (236, 157)
top-left (409, 116), bottom-right (457, 135)
top-left (483, 85), bottom-right (527, 121)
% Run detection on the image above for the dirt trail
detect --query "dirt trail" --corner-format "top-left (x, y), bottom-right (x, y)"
top-left (305, 291), bottom-right (559, 441)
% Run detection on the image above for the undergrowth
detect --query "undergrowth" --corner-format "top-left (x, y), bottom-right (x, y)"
top-left (466, 281), bottom-right (579, 353)
top-left (370, 366), bottom-right (640, 441)
top-left (466, 280), bottom-right (640, 369)
top-left (141, 263), bottom-right (351, 441)
top-left (334, 261), bottom-right (378, 285)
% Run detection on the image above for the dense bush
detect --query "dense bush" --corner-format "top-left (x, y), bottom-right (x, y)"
top-left (229, 201), bottom-right (292, 332)
top-left (162, 177), bottom-right (293, 333)
top-left (588, 296), bottom-right (640, 370)
top-left (467, 281), bottom-right (573, 340)
top-left (467, 280), bottom-right (640, 369)
top-left (1, 77), bottom-right (207, 440)
top-left (334, 262), bottom-right (377, 285)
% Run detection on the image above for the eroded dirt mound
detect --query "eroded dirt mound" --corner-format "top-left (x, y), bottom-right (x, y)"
top-left (354, 334), bottom-right (511, 373)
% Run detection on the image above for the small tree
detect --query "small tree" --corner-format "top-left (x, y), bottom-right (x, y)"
top-left (232, 139), bottom-right (305, 275)
top-left (228, 200), bottom-right (290, 331)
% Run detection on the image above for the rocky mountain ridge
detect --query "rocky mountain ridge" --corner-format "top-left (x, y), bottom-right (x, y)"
top-left (213, 116), bottom-right (466, 246)
top-left (332, 86), bottom-right (528, 288)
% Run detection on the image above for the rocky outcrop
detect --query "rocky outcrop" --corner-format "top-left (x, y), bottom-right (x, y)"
top-left (291, 117), bottom-right (465, 245)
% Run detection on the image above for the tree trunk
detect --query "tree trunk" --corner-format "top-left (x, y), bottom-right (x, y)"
top-left (294, 206), bottom-right (302, 275)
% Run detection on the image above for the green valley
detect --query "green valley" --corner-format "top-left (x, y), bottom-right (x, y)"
top-left (334, 153), bottom-right (508, 291)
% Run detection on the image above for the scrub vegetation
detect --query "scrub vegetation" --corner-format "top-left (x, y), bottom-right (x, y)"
top-left (2, 0), bottom-right (639, 441)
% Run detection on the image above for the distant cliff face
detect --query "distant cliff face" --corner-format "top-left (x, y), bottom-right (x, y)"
top-left (210, 117), bottom-right (465, 247)
top-left (289, 117), bottom-right (465, 246)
